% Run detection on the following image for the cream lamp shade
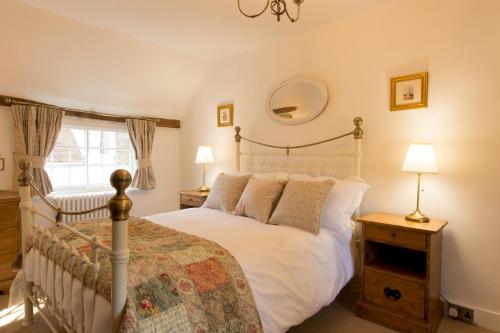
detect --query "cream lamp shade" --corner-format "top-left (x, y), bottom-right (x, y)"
top-left (402, 144), bottom-right (438, 174)
top-left (402, 143), bottom-right (438, 223)
top-left (195, 146), bottom-right (214, 192)
top-left (195, 146), bottom-right (214, 164)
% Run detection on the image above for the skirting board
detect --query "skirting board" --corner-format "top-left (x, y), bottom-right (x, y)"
top-left (474, 307), bottom-right (500, 333)
top-left (445, 297), bottom-right (500, 333)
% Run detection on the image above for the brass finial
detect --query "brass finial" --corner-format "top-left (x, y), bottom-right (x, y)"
top-left (353, 117), bottom-right (364, 139)
top-left (19, 159), bottom-right (32, 171)
top-left (234, 126), bottom-right (241, 143)
top-left (108, 170), bottom-right (132, 221)
top-left (17, 159), bottom-right (32, 186)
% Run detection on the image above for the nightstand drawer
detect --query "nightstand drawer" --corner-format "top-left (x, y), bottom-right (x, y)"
top-left (0, 202), bottom-right (19, 227)
top-left (366, 224), bottom-right (426, 250)
top-left (0, 227), bottom-right (19, 254)
top-left (180, 194), bottom-right (205, 207)
top-left (364, 270), bottom-right (425, 319)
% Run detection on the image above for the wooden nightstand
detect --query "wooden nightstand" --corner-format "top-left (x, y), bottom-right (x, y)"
top-left (0, 191), bottom-right (21, 293)
top-left (356, 212), bottom-right (448, 333)
top-left (179, 190), bottom-right (208, 209)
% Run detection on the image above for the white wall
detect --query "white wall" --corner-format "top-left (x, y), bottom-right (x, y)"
top-left (181, 0), bottom-right (500, 330)
top-left (0, 0), bottom-right (210, 214)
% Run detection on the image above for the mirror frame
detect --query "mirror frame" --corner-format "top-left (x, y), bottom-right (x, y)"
top-left (266, 78), bottom-right (328, 125)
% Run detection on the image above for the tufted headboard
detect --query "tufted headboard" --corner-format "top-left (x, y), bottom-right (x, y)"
top-left (234, 117), bottom-right (364, 179)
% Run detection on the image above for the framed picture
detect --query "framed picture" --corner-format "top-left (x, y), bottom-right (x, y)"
top-left (390, 72), bottom-right (429, 111)
top-left (217, 104), bottom-right (234, 127)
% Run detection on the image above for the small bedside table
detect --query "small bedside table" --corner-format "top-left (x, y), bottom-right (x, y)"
top-left (179, 190), bottom-right (208, 209)
top-left (356, 212), bottom-right (448, 333)
top-left (0, 191), bottom-right (20, 293)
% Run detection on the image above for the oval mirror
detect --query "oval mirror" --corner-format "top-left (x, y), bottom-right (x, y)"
top-left (267, 78), bottom-right (328, 125)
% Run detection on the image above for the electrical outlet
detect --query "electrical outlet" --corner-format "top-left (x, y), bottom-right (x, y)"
top-left (459, 306), bottom-right (474, 324)
top-left (447, 302), bottom-right (474, 324)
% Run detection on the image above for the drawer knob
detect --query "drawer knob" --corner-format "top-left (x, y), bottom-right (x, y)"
top-left (384, 287), bottom-right (401, 301)
top-left (390, 232), bottom-right (396, 238)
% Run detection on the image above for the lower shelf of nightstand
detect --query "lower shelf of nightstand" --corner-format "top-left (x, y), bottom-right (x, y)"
top-left (357, 300), bottom-right (442, 333)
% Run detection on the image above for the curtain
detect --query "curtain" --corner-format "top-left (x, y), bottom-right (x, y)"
top-left (126, 119), bottom-right (157, 190)
top-left (12, 104), bottom-right (64, 196)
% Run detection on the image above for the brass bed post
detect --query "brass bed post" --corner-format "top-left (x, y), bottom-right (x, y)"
top-left (108, 170), bottom-right (132, 333)
top-left (17, 160), bottom-right (34, 327)
top-left (352, 117), bottom-right (364, 274)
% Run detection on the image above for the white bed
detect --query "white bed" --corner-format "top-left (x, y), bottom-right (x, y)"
top-left (14, 117), bottom-right (364, 333)
top-left (18, 207), bottom-right (354, 333)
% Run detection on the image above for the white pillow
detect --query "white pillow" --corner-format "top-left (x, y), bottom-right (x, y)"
top-left (289, 174), bottom-right (369, 243)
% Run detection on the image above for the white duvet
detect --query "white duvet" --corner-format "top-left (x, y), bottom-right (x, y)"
top-left (16, 208), bottom-right (354, 333)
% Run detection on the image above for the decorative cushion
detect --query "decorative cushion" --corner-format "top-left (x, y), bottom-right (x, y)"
top-left (203, 173), bottom-right (252, 213)
top-left (234, 176), bottom-right (287, 223)
top-left (268, 179), bottom-right (335, 234)
top-left (290, 174), bottom-right (369, 243)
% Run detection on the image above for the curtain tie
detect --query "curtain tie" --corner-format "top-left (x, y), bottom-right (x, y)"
top-left (137, 158), bottom-right (152, 169)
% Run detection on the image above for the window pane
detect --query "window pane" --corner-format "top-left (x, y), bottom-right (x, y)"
top-left (51, 167), bottom-right (70, 187)
top-left (52, 127), bottom-right (83, 165)
top-left (118, 164), bottom-right (131, 173)
top-left (88, 148), bottom-right (102, 165)
top-left (51, 146), bottom-right (70, 165)
top-left (88, 166), bottom-right (103, 184)
top-left (69, 128), bottom-right (86, 148)
top-left (103, 150), bottom-right (116, 165)
top-left (116, 132), bottom-right (129, 150)
top-left (70, 166), bottom-right (86, 186)
top-left (88, 130), bottom-right (101, 148)
top-left (103, 131), bottom-right (116, 148)
top-left (116, 150), bottom-right (130, 165)
top-left (72, 148), bottom-right (86, 165)
top-left (69, 148), bottom-right (85, 165)
top-left (103, 166), bottom-right (115, 181)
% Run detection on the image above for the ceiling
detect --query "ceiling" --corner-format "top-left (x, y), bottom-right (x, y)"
top-left (19, 0), bottom-right (385, 62)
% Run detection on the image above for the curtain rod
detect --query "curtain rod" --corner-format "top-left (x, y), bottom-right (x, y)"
top-left (0, 94), bottom-right (180, 129)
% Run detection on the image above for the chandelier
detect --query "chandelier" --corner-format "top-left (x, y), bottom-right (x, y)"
top-left (238, 0), bottom-right (305, 23)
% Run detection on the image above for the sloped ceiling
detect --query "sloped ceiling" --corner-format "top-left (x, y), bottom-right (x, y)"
top-left (2, 0), bottom-right (394, 118)
top-left (1, 0), bottom-right (208, 118)
top-left (18, 0), bottom-right (386, 62)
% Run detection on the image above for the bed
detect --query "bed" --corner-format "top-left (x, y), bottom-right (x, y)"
top-left (13, 117), bottom-right (365, 333)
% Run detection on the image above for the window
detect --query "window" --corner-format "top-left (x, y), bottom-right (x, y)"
top-left (45, 124), bottom-right (135, 192)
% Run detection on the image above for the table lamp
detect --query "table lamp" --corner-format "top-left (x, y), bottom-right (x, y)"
top-left (195, 146), bottom-right (214, 192)
top-left (402, 144), bottom-right (438, 223)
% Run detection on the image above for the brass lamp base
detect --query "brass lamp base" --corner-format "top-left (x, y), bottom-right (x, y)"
top-left (405, 209), bottom-right (430, 223)
top-left (197, 185), bottom-right (210, 193)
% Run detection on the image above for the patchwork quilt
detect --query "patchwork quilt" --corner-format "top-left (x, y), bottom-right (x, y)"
top-left (30, 217), bottom-right (263, 333)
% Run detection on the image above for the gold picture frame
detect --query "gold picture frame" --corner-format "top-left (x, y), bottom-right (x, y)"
top-left (217, 104), bottom-right (234, 127)
top-left (390, 72), bottom-right (429, 111)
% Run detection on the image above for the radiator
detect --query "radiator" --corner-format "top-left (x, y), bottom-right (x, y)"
top-left (52, 192), bottom-right (113, 224)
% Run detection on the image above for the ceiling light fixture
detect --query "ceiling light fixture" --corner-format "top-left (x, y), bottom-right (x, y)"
top-left (238, 0), bottom-right (304, 22)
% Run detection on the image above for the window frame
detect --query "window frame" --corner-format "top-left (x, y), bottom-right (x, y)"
top-left (46, 119), bottom-right (136, 194)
